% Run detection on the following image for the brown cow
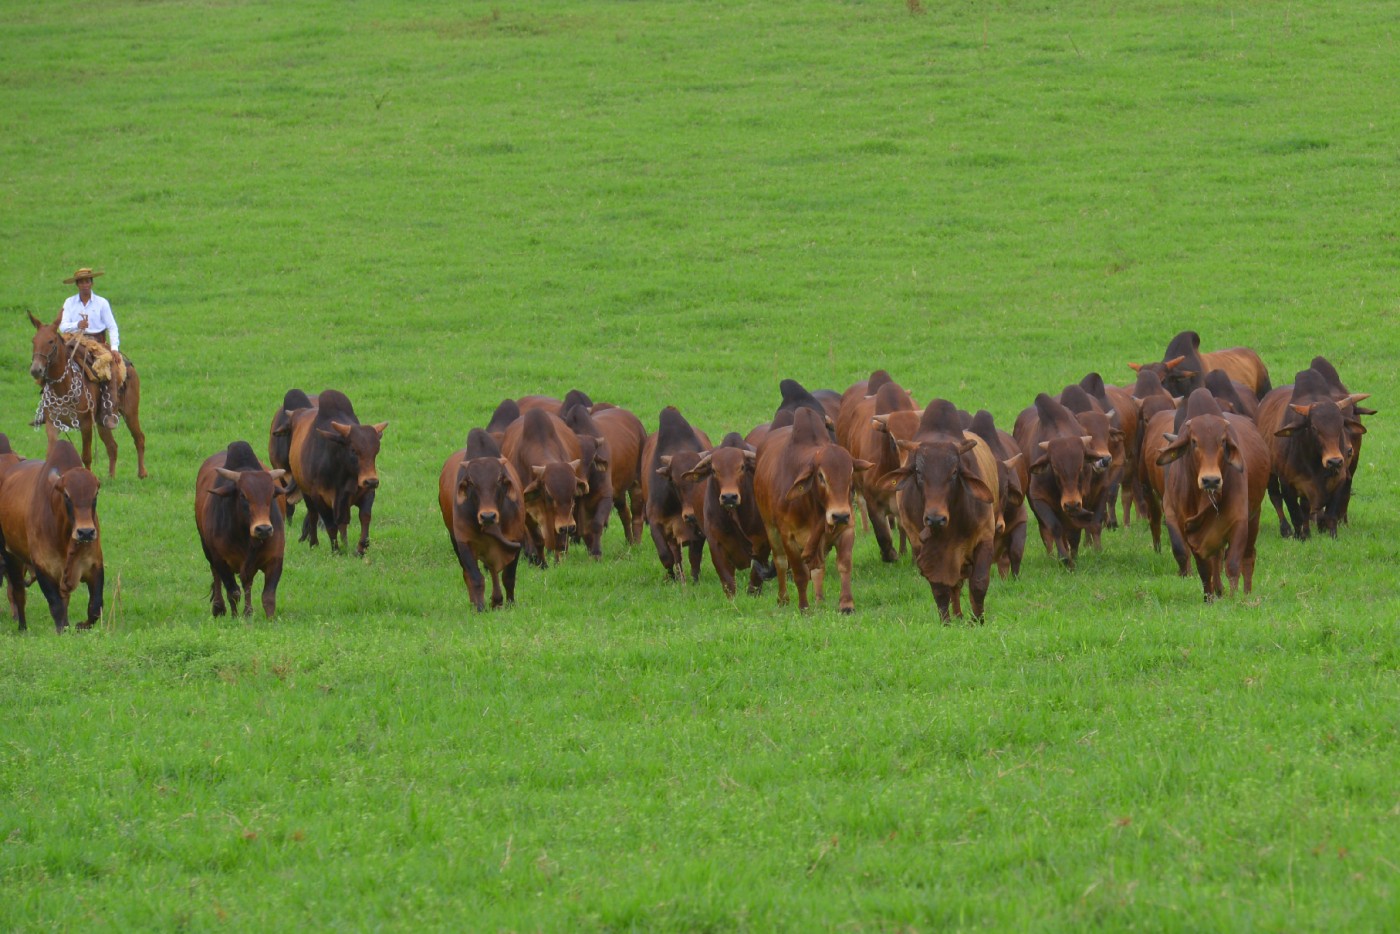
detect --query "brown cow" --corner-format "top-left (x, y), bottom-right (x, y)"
top-left (844, 381), bottom-right (918, 562)
top-left (1307, 356), bottom-right (1375, 526)
top-left (590, 404), bottom-right (647, 545)
top-left (1012, 393), bottom-right (1099, 569)
top-left (681, 433), bottom-right (772, 598)
top-left (1057, 384), bottom-right (1122, 549)
top-left (560, 403), bottom-right (613, 558)
top-left (1157, 389), bottom-right (1269, 600)
top-left (968, 409), bottom-right (1027, 580)
top-left (286, 389), bottom-right (388, 556)
top-left (1258, 368), bottom-right (1368, 540)
top-left (1076, 373), bottom-right (1138, 529)
top-left (754, 407), bottom-right (872, 613)
top-left (1130, 330), bottom-right (1272, 399)
top-left (195, 441), bottom-right (287, 618)
top-left (501, 408), bottom-right (587, 565)
top-left (0, 440), bottom-right (103, 632)
top-left (641, 406), bottom-right (712, 582)
top-left (438, 429), bottom-right (527, 610)
top-left (485, 398), bottom-right (522, 446)
top-left (878, 400), bottom-right (999, 621)
top-left (1136, 407), bottom-right (1178, 559)
top-left (835, 369), bottom-right (897, 447)
top-left (269, 388), bottom-right (316, 524)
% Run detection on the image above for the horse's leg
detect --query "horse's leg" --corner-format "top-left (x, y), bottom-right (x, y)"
top-left (79, 422), bottom-right (95, 470)
top-left (120, 370), bottom-right (148, 479)
top-left (96, 421), bottom-right (119, 478)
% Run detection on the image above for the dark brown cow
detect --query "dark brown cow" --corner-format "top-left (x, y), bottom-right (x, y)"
top-left (968, 409), bottom-right (1027, 580)
top-left (269, 388), bottom-right (315, 523)
top-left (1130, 330), bottom-right (1272, 399)
top-left (1258, 368), bottom-right (1368, 540)
top-left (286, 389), bottom-right (388, 556)
top-left (1076, 373), bottom-right (1137, 529)
top-left (438, 429), bottom-right (527, 610)
top-left (195, 441), bottom-right (287, 618)
top-left (640, 406), bottom-right (712, 582)
top-left (845, 381), bottom-right (918, 562)
top-left (1307, 356), bottom-right (1375, 526)
top-left (501, 408), bottom-right (587, 565)
top-left (0, 440), bottom-right (103, 632)
top-left (1057, 384), bottom-right (1121, 549)
top-left (835, 369), bottom-right (896, 447)
top-left (1157, 389), bottom-right (1269, 600)
top-left (681, 433), bottom-right (772, 598)
top-left (1129, 369), bottom-right (1179, 523)
top-left (561, 404), bottom-right (613, 558)
top-left (754, 407), bottom-right (872, 613)
top-left (879, 400), bottom-right (999, 621)
top-left (516, 394), bottom-right (564, 414)
top-left (590, 404), bottom-right (647, 545)
top-left (1136, 407), bottom-right (1178, 558)
top-left (1202, 370), bottom-right (1260, 422)
top-left (1012, 393), bottom-right (1099, 569)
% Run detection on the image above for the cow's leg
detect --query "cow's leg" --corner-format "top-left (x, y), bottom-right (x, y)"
top-left (709, 541), bottom-right (738, 598)
top-left (684, 539), bottom-right (703, 584)
top-left (1242, 515), bottom-right (1260, 594)
top-left (1008, 522), bottom-right (1026, 579)
top-left (1267, 474), bottom-right (1292, 538)
top-left (929, 582), bottom-right (953, 622)
top-left (648, 521), bottom-right (678, 580)
top-left (501, 554), bottom-right (519, 605)
top-left (299, 507), bottom-right (321, 547)
top-left (770, 534), bottom-right (791, 606)
top-left (487, 567), bottom-right (504, 609)
top-left (355, 490), bottom-right (376, 556)
top-left (588, 496), bottom-right (612, 558)
top-left (868, 502), bottom-right (898, 563)
top-left (1029, 500), bottom-right (1063, 562)
top-left (791, 558), bottom-right (811, 611)
top-left (613, 495), bottom-right (634, 545)
top-left (80, 567), bottom-right (104, 629)
top-left (4, 559), bottom-right (28, 631)
top-left (258, 559), bottom-right (282, 619)
top-left (1119, 482), bottom-right (1134, 528)
top-left (34, 572), bottom-right (68, 633)
top-left (832, 527), bottom-right (854, 614)
top-left (1165, 521), bottom-right (1190, 576)
top-left (331, 490), bottom-right (351, 552)
top-left (455, 540), bottom-right (486, 611)
top-left (968, 542), bottom-right (993, 622)
top-left (1105, 481), bottom-right (1121, 531)
top-left (1285, 487), bottom-right (1310, 541)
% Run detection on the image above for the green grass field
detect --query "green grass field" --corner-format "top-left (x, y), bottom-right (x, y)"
top-left (2, 1), bottom-right (1398, 928)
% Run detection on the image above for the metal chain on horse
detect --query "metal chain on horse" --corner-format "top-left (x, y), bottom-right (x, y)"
top-left (33, 355), bottom-right (94, 434)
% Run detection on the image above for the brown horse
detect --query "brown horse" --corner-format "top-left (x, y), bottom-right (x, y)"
top-left (27, 312), bottom-right (147, 479)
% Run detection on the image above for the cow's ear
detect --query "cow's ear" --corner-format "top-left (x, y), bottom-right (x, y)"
top-left (1156, 432), bottom-right (1188, 465)
top-left (1163, 355), bottom-right (1187, 371)
top-left (1109, 428), bottom-right (1126, 443)
top-left (680, 453), bottom-right (712, 483)
top-left (271, 416), bottom-right (292, 436)
top-left (522, 469), bottom-right (545, 500)
top-left (785, 466), bottom-right (815, 500)
top-left (875, 466), bottom-right (910, 493)
top-left (455, 479), bottom-right (472, 505)
top-left (851, 458), bottom-right (875, 474)
top-left (655, 454), bottom-right (673, 478)
top-left (963, 472), bottom-right (995, 504)
top-left (1029, 455), bottom-right (1051, 475)
top-left (317, 428), bottom-right (349, 445)
top-left (743, 450), bottom-right (757, 471)
top-left (1344, 417), bottom-right (1368, 435)
top-left (1225, 430), bottom-right (1246, 473)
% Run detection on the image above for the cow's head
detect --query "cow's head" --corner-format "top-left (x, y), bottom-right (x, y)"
top-left (1275, 400), bottom-right (1359, 475)
top-left (657, 451), bottom-right (708, 532)
top-left (50, 465), bottom-right (101, 544)
top-left (682, 446), bottom-right (757, 510)
top-left (522, 460), bottom-right (586, 548)
top-left (1029, 435), bottom-right (1096, 519)
top-left (787, 445), bottom-right (872, 530)
top-left (882, 439), bottom-right (992, 537)
top-left (1156, 414), bottom-right (1244, 494)
top-left (319, 421), bottom-right (388, 493)
top-left (576, 435), bottom-right (612, 502)
top-left (1071, 409), bottom-right (1119, 474)
top-left (214, 466), bottom-right (287, 540)
top-left (454, 456), bottom-right (523, 551)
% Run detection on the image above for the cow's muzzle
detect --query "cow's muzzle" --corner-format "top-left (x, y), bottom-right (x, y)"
top-left (74, 527), bottom-right (97, 543)
top-left (478, 510), bottom-right (498, 527)
top-left (720, 493), bottom-right (739, 508)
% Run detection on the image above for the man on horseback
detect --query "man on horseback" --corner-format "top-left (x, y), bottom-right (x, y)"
top-left (58, 267), bottom-right (123, 429)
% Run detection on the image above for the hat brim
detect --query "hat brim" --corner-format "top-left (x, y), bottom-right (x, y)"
top-left (63, 271), bottom-right (104, 284)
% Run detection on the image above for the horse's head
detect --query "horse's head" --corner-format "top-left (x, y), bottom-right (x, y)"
top-left (28, 311), bottom-right (65, 383)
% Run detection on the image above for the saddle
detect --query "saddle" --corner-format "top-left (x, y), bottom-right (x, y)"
top-left (62, 333), bottom-right (127, 385)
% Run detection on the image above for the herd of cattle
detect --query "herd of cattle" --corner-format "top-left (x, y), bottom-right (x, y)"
top-left (0, 330), bottom-right (1375, 631)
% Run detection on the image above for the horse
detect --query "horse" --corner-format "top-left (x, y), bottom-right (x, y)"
top-left (27, 311), bottom-right (147, 479)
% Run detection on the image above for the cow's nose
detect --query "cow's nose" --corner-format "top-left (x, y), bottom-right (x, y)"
top-left (75, 527), bottom-right (97, 543)
top-left (683, 512), bottom-right (699, 526)
top-left (720, 493), bottom-right (739, 508)
top-left (479, 510), bottom-right (498, 526)
top-left (1063, 499), bottom-right (1082, 513)
top-left (828, 510), bottom-right (851, 526)
top-left (924, 513), bottom-right (947, 529)
top-left (252, 523), bottom-right (274, 539)
top-left (1096, 456), bottom-right (1112, 471)
top-left (1200, 475), bottom-right (1221, 491)
top-left (362, 477), bottom-right (380, 489)
top-left (1325, 456), bottom-right (1344, 471)
top-left (558, 523), bottom-right (576, 536)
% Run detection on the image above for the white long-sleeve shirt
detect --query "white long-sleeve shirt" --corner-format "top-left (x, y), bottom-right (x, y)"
top-left (59, 293), bottom-right (120, 351)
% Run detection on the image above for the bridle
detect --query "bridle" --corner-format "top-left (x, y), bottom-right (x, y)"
top-left (31, 328), bottom-right (94, 433)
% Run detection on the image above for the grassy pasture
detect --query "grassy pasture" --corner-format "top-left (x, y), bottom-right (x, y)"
top-left (2, 0), bottom-right (1399, 928)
